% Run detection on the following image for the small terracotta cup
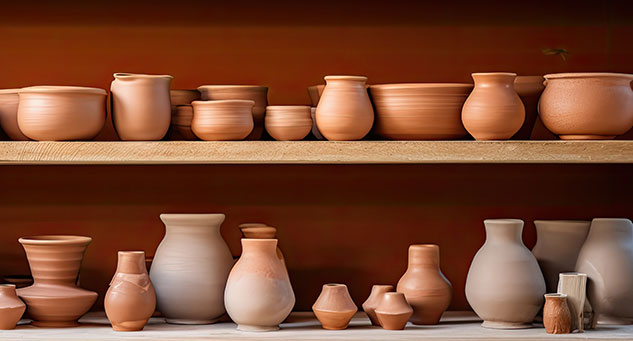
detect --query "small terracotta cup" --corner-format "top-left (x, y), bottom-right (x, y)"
top-left (265, 105), bottom-right (312, 141)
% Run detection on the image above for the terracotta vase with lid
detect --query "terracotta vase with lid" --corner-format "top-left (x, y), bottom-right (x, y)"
top-left (17, 235), bottom-right (98, 327)
top-left (362, 284), bottom-right (394, 326)
top-left (315, 75), bottom-right (374, 141)
top-left (312, 283), bottom-right (357, 330)
top-left (465, 219), bottom-right (545, 329)
top-left (0, 284), bottom-right (25, 330)
top-left (238, 224), bottom-right (285, 265)
top-left (396, 244), bottom-right (452, 325)
top-left (0, 89), bottom-right (29, 140)
top-left (191, 100), bottom-right (254, 141)
top-left (512, 76), bottom-right (545, 139)
top-left (265, 105), bottom-right (312, 141)
top-left (105, 251), bottom-right (156, 331)
top-left (543, 293), bottom-right (572, 334)
top-left (224, 239), bottom-right (295, 331)
top-left (375, 292), bottom-right (413, 330)
top-left (461, 72), bottom-right (525, 140)
top-left (111, 73), bottom-right (173, 141)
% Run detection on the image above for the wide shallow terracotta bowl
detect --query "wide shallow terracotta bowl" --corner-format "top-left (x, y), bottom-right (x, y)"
top-left (369, 83), bottom-right (473, 140)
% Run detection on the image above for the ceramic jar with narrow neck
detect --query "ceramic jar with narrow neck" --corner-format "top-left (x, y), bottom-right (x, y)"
top-left (465, 219), bottom-right (545, 329)
top-left (362, 284), bottom-right (394, 326)
top-left (397, 244), bottom-right (452, 325)
top-left (543, 293), bottom-right (572, 334)
top-left (111, 73), bottom-right (173, 141)
top-left (0, 284), bottom-right (25, 330)
top-left (191, 100), bottom-right (254, 141)
top-left (512, 76), bottom-right (545, 140)
top-left (315, 75), bottom-right (374, 141)
top-left (312, 283), bottom-right (357, 330)
top-left (461, 72), bottom-right (525, 140)
top-left (265, 105), bottom-right (312, 141)
top-left (0, 89), bottom-right (29, 140)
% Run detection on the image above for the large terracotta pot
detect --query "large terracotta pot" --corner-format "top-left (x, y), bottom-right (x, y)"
top-left (17, 86), bottom-right (106, 141)
top-left (531, 220), bottom-right (590, 293)
top-left (575, 218), bottom-right (633, 324)
top-left (312, 283), bottom-right (357, 330)
top-left (539, 73), bottom-right (633, 139)
top-left (224, 239), bottom-right (294, 331)
top-left (315, 75), bottom-right (374, 141)
top-left (397, 244), bottom-right (452, 325)
top-left (265, 105), bottom-right (312, 141)
top-left (149, 214), bottom-right (233, 324)
top-left (105, 251), bottom-right (156, 331)
top-left (512, 76), bottom-right (545, 140)
top-left (465, 219), bottom-right (545, 329)
top-left (191, 100), bottom-right (254, 141)
top-left (110, 73), bottom-right (173, 141)
top-left (0, 89), bottom-right (29, 140)
top-left (197, 85), bottom-right (268, 140)
top-left (17, 235), bottom-right (98, 327)
top-left (0, 284), bottom-right (25, 330)
top-left (461, 73), bottom-right (525, 140)
top-left (369, 83), bottom-right (472, 140)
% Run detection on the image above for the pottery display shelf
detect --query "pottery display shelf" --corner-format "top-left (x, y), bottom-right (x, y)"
top-left (0, 141), bottom-right (630, 164)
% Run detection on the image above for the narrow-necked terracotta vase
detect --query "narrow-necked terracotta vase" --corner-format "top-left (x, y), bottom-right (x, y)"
top-left (375, 292), bottom-right (413, 330)
top-left (238, 224), bottom-right (285, 265)
top-left (111, 73), bottom-right (173, 140)
top-left (313, 283), bottom-right (358, 330)
top-left (105, 251), bottom-right (156, 331)
top-left (315, 76), bottom-right (374, 141)
top-left (191, 100), bottom-right (254, 141)
top-left (461, 72), bottom-right (525, 140)
top-left (265, 105), bottom-right (312, 141)
top-left (465, 219), bottom-right (545, 329)
top-left (543, 293), bottom-right (572, 334)
top-left (362, 284), bottom-right (394, 326)
top-left (225, 239), bottom-right (295, 331)
top-left (17, 235), bottom-right (98, 327)
top-left (0, 89), bottom-right (29, 140)
top-left (0, 284), bottom-right (25, 330)
top-left (512, 76), bottom-right (545, 139)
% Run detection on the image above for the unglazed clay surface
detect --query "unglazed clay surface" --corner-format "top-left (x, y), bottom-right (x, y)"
top-left (543, 293), bottom-right (572, 334)
top-left (265, 106), bottom-right (312, 141)
top-left (513, 76), bottom-right (545, 140)
top-left (239, 225), bottom-right (285, 265)
top-left (362, 284), bottom-right (394, 326)
top-left (307, 85), bottom-right (324, 107)
top-left (0, 285), bottom-right (25, 330)
top-left (375, 292), bottom-right (413, 330)
top-left (312, 283), bottom-right (357, 330)
top-left (0, 89), bottom-right (29, 140)
top-left (191, 100), bottom-right (254, 141)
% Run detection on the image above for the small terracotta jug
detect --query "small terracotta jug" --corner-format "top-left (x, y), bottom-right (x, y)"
top-left (375, 292), bottom-right (413, 330)
top-left (461, 72), bottom-right (525, 140)
top-left (397, 244), bottom-right (452, 325)
top-left (191, 100), bottom-right (254, 141)
top-left (265, 105), bottom-right (312, 141)
top-left (0, 89), bottom-right (29, 140)
top-left (238, 224), bottom-right (285, 265)
top-left (105, 251), bottom-right (156, 331)
top-left (312, 283), bottom-right (358, 330)
top-left (0, 284), bottom-right (25, 330)
top-left (315, 75), bottom-right (374, 141)
top-left (362, 284), bottom-right (394, 326)
top-left (543, 293), bottom-right (572, 334)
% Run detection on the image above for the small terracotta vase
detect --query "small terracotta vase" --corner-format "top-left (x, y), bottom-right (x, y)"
top-left (17, 86), bottom-right (106, 141)
top-left (265, 105), bottom-right (312, 141)
top-left (225, 239), bottom-right (295, 331)
top-left (315, 75), bottom-right (374, 141)
top-left (169, 105), bottom-right (198, 140)
top-left (397, 244), bottom-right (452, 325)
top-left (461, 72), bottom-right (525, 140)
top-left (105, 251), bottom-right (156, 331)
top-left (310, 107), bottom-right (324, 140)
top-left (17, 235), bottom-right (98, 327)
top-left (362, 284), bottom-right (394, 326)
top-left (0, 89), bottom-right (29, 140)
top-left (197, 85), bottom-right (268, 140)
top-left (512, 76), bottom-right (545, 140)
top-left (312, 283), bottom-right (358, 330)
top-left (307, 85), bottom-right (325, 107)
top-left (543, 293), bottom-right (572, 334)
top-left (375, 292), bottom-right (413, 330)
top-left (0, 284), bottom-right (25, 330)
top-left (110, 73), bottom-right (173, 141)
top-left (238, 224), bottom-right (285, 265)
top-left (191, 100), bottom-right (254, 141)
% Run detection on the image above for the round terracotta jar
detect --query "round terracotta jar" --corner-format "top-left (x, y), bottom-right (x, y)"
top-left (17, 86), bottom-right (106, 141)
top-left (191, 100), bottom-right (254, 141)
top-left (0, 89), bottom-right (29, 140)
top-left (265, 106), bottom-right (312, 141)
top-left (539, 73), bottom-right (633, 139)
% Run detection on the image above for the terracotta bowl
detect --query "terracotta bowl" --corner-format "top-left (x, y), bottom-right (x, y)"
top-left (0, 89), bottom-right (29, 140)
top-left (265, 105), bottom-right (312, 141)
top-left (369, 83), bottom-right (473, 140)
top-left (191, 99), bottom-right (254, 141)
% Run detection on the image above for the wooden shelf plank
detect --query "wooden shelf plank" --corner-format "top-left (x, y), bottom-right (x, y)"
top-left (0, 141), bottom-right (631, 165)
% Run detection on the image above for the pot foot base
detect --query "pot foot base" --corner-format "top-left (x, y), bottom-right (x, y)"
top-left (237, 324), bottom-right (279, 332)
top-left (559, 134), bottom-right (616, 140)
top-left (165, 318), bottom-right (220, 325)
top-left (31, 320), bottom-right (80, 328)
top-left (481, 320), bottom-right (533, 329)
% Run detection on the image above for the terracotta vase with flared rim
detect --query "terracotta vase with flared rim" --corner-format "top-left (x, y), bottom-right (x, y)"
top-left (0, 89), bottom-right (29, 141)
top-left (17, 235), bottom-right (98, 328)
top-left (315, 75), bottom-right (374, 141)
top-left (225, 239), bottom-right (295, 331)
top-left (239, 225), bottom-right (285, 264)
top-left (512, 76), bottom-right (545, 140)
top-left (543, 293), bottom-right (572, 334)
top-left (307, 85), bottom-right (325, 107)
top-left (397, 244), bottom-right (452, 325)
top-left (531, 220), bottom-right (590, 293)
top-left (105, 251), bottom-right (156, 332)
top-left (539, 73), bottom-right (633, 140)
top-left (170, 89), bottom-right (201, 108)
top-left (191, 100), bottom-right (254, 141)
top-left (312, 283), bottom-right (358, 330)
top-left (362, 285), bottom-right (394, 326)
top-left (265, 105), bottom-right (312, 141)
top-left (0, 284), bottom-right (26, 330)
top-left (375, 292), bottom-right (413, 330)
top-left (461, 72), bottom-right (525, 140)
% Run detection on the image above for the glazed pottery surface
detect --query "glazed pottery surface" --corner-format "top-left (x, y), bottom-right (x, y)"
top-left (375, 292), bottom-right (413, 330)
top-left (362, 284), bottom-right (394, 326)
top-left (0, 89), bottom-right (29, 140)
top-left (224, 239), bottom-right (294, 331)
top-left (17, 235), bottom-right (98, 327)
top-left (465, 219), bottom-right (545, 329)
top-left (513, 76), bottom-right (545, 139)
top-left (557, 272), bottom-right (592, 332)
top-left (0, 284), bottom-right (25, 330)
top-left (462, 73), bottom-right (525, 140)
top-left (539, 73), bottom-right (633, 139)
top-left (191, 100), bottom-right (254, 141)
top-left (575, 218), bottom-right (633, 323)
top-left (105, 251), bottom-right (156, 331)
top-left (543, 293), bottom-right (572, 334)
top-left (17, 86), bottom-right (106, 141)
top-left (315, 76), bottom-right (374, 141)
top-left (169, 105), bottom-right (198, 140)
top-left (531, 220), bottom-right (590, 293)
top-left (369, 83), bottom-right (472, 140)
top-left (397, 244), bottom-right (452, 325)
top-left (150, 214), bottom-right (233, 324)
top-left (312, 283), bottom-right (357, 330)
top-left (111, 73), bottom-right (173, 141)
top-left (197, 85), bottom-right (268, 140)
top-left (307, 85), bottom-right (325, 107)
top-left (265, 105), bottom-right (312, 141)
top-left (238, 225), bottom-right (285, 264)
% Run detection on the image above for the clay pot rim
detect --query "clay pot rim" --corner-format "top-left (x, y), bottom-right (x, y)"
top-left (160, 213), bottom-right (226, 220)
top-left (544, 72), bottom-right (633, 80)
top-left (483, 218), bottom-right (523, 225)
top-left (544, 293), bottom-right (567, 298)
top-left (592, 217), bottom-right (631, 223)
top-left (19, 86), bottom-right (106, 96)
top-left (113, 73), bottom-right (173, 80)
top-left (197, 85), bottom-right (268, 91)
top-left (117, 250), bottom-right (145, 255)
top-left (472, 72), bottom-right (517, 77)
top-left (266, 105), bottom-right (311, 110)
top-left (0, 88), bottom-right (20, 94)
top-left (410, 244), bottom-right (439, 250)
top-left (370, 83), bottom-right (473, 90)
top-left (534, 219), bottom-right (591, 224)
top-left (18, 235), bottom-right (92, 246)
top-left (324, 75), bottom-right (368, 82)
top-left (371, 284), bottom-right (394, 289)
top-left (238, 223), bottom-right (268, 228)
top-left (192, 100), bottom-right (255, 107)
top-left (240, 226), bottom-right (277, 234)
